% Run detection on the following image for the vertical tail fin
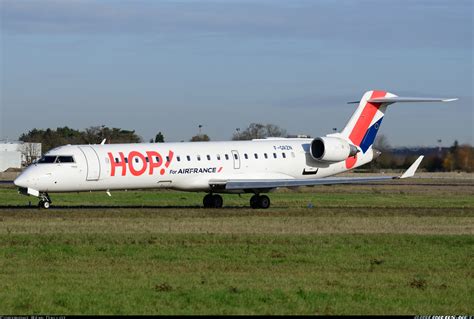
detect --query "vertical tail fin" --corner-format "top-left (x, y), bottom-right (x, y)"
top-left (340, 90), bottom-right (457, 152)
top-left (338, 90), bottom-right (456, 170)
top-left (340, 90), bottom-right (395, 153)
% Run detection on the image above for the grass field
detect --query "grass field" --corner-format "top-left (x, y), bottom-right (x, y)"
top-left (0, 177), bottom-right (473, 314)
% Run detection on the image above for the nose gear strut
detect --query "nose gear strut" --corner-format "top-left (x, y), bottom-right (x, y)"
top-left (38, 192), bottom-right (52, 209)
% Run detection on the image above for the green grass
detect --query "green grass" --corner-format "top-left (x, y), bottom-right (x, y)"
top-left (1, 180), bottom-right (473, 209)
top-left (0, 234), bottom-right (472, 314)
top-left (0, 179), bottom-right (473, 314)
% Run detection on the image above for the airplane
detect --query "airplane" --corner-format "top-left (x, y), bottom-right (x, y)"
top-left (13, 90), bottom-right (457, 209)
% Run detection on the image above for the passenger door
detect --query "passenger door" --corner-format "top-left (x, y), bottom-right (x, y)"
top-left (79, 146), bottom-right (101, 181)
top-left (231, 150), bottom-right (240, 169)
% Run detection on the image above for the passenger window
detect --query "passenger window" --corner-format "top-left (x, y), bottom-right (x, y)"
top-left (225, 154), bottom-right (229, 160)
top-left (155, 156), bottom-right (160, 162)
top-left (244, 154), bottom-right (248, 159)
top-left (187, 155), bottom-right (191, 161)
top-left (135, 158), bottom-right (139, 163)
top-left (177, 156), bottom-right (181, 162)
top-left (207, 155), bottom-right (211, 161)
top-left (166, 156), bottom-right (170, 162)
top-left (115, 158), bottom-right (119, 163)
top-left (234, 153), bottom-right (238, 160)
top-left (217, 154), bottom-right (221, 160)
top-left (273, 153), bottom-right (277, 159)
top-left (254, 153), bottom-right (258, 159)
top-left (264, 153), bottom-right (268, 159)
top-left (197, 155), bottom-right (201, 161)
top-left (125, 158), bottom-right (129, 163)
top-left (145, 157), bottom-right (149, 163)
top-left (282, 152), bottom-right (286, 158)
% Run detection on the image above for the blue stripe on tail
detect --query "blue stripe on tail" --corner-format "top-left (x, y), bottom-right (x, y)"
top-left (360, 117), bottom-right (383, 153)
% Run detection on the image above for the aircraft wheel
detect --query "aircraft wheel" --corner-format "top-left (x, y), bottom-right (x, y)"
top-left (39, 200), bottom-right (51, 209)
top-left (258, 195), bottom-right (270, 209)
top-left (203, 194), bottom-right (213, 208)
top-left (211, 194), bottom-right (223, 208)
top-left (250, 195), bottom-right (260, 209)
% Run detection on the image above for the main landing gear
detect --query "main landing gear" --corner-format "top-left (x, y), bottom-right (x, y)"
top-left (38, 192), bottom-right (52, 209)
top-left (250, 194), bottom-right (270, 209)
top-left (202, 193), bottom-right (271, 209)
top-left (203, 193), bottom-right (223, 208)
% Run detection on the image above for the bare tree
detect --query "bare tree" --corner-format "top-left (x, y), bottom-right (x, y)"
top-left (19, 143), bottom-right (42, 165)
top-left (232, 123), bottom-right (287, 140)
top-left (368, 134), bottom-right (394, 171)
top-left (373, 134), bottom-right (391, 151)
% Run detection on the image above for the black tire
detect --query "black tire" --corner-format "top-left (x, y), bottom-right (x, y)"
top-left (39, 201), bottom-right (50, 209)
top-left (250, 195), bottom-right (260, 209)
top-left (258, 195), bottom-right (270, 209)
top-left (212, 194), bottom-right (223, 208)
top-left (203, 194), bottom-right (213, 208)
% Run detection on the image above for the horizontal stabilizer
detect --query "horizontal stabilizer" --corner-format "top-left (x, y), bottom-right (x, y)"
top-left (368, 97), bottom-right (458, 103)
top-left (348, 96), bottom-right (458, 104)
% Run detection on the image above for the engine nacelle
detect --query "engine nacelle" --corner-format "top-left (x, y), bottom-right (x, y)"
top-left (310, 137), bottom-right (358, 162)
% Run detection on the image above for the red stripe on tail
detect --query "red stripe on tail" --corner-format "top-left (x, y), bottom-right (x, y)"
top-left (348, 90), bottom-right (386, 146)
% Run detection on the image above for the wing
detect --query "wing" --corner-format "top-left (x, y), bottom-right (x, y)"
top-left (210, 156), bottom-right (423, 191)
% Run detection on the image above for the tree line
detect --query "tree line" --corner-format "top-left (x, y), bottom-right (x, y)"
top-left (19, 126), bottom-right (141, 153)
top-left (371, 137), bottom-right (473, 173)
top-left (19, 122), bottom-right (287, 152)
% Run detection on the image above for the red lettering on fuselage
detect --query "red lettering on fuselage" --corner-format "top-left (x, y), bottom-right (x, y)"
top-left (108, 152), bottom-right (127, 176)
top-left (165, 150), bottom-right (174, 167)
top-left (128, 151), bottom-right (147, 176)
top-left (146, 151), bottom-right (162, 175)
top-left (161, 150), bottom-right (174, 175)
top-left (107, 150), bottom-right (173, 177)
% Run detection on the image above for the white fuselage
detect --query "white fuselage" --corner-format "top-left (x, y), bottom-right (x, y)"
top-left (14, 138), bottom-right (376, 194)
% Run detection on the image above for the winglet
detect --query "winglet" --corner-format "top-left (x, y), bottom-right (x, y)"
top-left (100, 139), bottom-right (106, 145)
top-left (399, 156), bottom-right (424, 179)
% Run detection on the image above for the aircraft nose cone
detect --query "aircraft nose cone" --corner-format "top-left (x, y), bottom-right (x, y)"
top-left (14, 174), bottom-right (29, 188)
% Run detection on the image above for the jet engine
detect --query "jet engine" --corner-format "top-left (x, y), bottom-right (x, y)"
top-left (310, 137), bottom-right (358, 162)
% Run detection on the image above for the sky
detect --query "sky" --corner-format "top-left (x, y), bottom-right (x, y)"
top-left (0, 0), bottom-right (472, 147)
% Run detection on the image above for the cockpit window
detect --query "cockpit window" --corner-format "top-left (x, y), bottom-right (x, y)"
top-left (37, 155), bottom-right (75, 164)
top-left (56, 156), bottom-right (75, 163)
top-left (38, 156), bottom-right (57, 164)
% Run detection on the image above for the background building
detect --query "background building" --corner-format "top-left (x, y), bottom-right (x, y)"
top-left (0, 140), bottom-right (42, 172)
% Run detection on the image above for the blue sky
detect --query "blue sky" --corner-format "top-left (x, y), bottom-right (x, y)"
top-left (1, 0), bottom-right (472, 146)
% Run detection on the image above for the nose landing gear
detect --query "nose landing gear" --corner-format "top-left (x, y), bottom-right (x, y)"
top-left (38, 193), bottom-right (52, 209)
top-left (39, 200), bottom-right (50, 209)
